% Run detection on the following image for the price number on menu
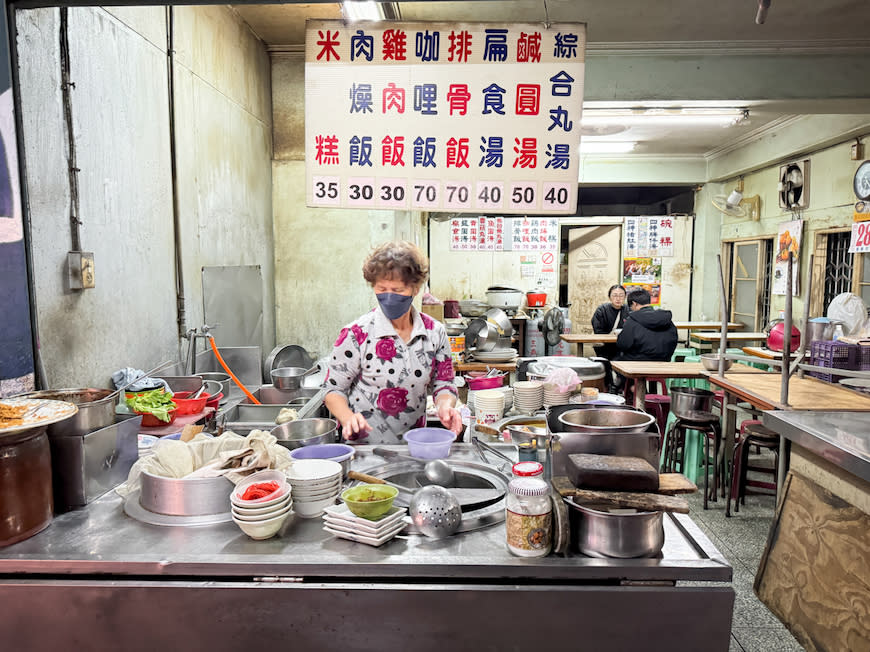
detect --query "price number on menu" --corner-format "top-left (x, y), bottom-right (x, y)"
top-left (346, 177), bottom-right (376, 207)
top-left (311, 176), bottom-right (340, 206)
top-left (475, 182), bottom-right (504, 210)
top-left (542, 183), bottom-right (572, 211)
top-left (509, 183), bottom-right (538, 210)
top-left (444, 182), bottom-right (472, 210)
top-left (851, 221), bottom-right (870, 252)
top-left (377, 178), bottom-right (408, 209)
top-left (412, 182), bottom-right (439, 209)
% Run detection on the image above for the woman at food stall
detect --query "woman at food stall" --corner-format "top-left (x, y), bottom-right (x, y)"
top-left (590, 284), bottom-right (629, 359)
top-left (323, 241), bottom-right (463, 444)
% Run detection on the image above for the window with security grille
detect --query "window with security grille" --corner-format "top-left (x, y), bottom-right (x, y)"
top-left (823, 231), bottom-right (853, 311)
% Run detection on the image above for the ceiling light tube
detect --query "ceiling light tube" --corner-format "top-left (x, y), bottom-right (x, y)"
top-left (582, 107), bottom-right (749, 127)
top-left (580, 141), bottom-right (637, 154)
top-left (342, 1), bottom-right (383, 22)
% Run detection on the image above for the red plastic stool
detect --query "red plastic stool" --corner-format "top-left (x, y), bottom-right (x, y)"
top-left (726, 424), bottom-right (779, 517)
top-left (644, 395), bottom-right (671, 447)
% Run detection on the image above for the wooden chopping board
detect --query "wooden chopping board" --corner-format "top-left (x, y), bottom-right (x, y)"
top-left (551, 476), bottom-right (689, 514)
top-left (567, 453), bottom-right (659, 492)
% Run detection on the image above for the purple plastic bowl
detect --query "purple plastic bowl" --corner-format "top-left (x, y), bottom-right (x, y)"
top-left (465, 375), bottom-right (504, 390)
top-left (288, 443), bottom-right (355, 476)
top-left (402, 427), bottom-right (456, 459)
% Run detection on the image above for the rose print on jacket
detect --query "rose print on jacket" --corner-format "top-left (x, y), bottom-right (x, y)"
top-left (377, 387), bottom-right (409, 417)
top-left (436, 359), bottom-right (455, 381)
top-left (375, 338), bottom-right (397, 361)
top-left (334, 327), bottom-right (349, 347)
top-left (420, 313), bottom-right (434, 330)
top-left (351, 324), bottom-right (368, 346)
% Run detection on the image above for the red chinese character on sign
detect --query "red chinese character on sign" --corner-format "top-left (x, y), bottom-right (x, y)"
top-left (382, 136), bottom-right (405, 166)
top-left (383, 30), bottom-right (407, 60)
top-left (382, 83), bottom-right (406, 113)
top-left (513, 138), bottom-right (537, 168)
top-left (515, 85), bottom-right (540, 115)
top-left (316, 30), bottom-right (341, 61)
top-left (315, 134), bottom-right (340, 164)
top-left (660, 237), bottom-right (673, 247)
top-left (661, 219), bottom-right (673, 228)
top-left (446, 84), bottom-right (472, 115)
top-left (448, 30), bottom-right (473, 62)
top-left (446, 138), bottom-right (470, 168)
top-left (516, 32), bottom-right (541, 62)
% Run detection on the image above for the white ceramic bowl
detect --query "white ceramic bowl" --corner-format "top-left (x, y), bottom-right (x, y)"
top-left (286, 459), bottom-right (343, 482)
top-left (293, 494), bottom-right (339, 518)
top-left (232, 501), bottom-right (293, 523)
top-left (231, 493), bottom-right (292, 516)
top-left (232, 470), bottom-right (290, 506)
top-left (232, 509), bottom-right (293, 539)
top-left (291, 481), bottom-right (342, 498)
top-left (231, 483), bottom-right (291, 509)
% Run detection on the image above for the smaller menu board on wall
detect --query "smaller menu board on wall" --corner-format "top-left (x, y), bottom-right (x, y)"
top-left (508, 217), bottom-right (559, 251)
top-left (623, 216), bottom-right (675, 258)
top-left (449, 216), bottom-right (555, 251)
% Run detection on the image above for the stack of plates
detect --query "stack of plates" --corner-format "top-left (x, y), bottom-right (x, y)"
top-left (469, 347), bottom-right (518, 363)
top-left (285, 459), bottom-right (343, 518)
top-left (468, 387), bottom-right (512, 414)
top-left (322, 503), bottom-right (407, 547)
top-left (513, 381), bottom-right (544, 412)
top-left (543, 382), bottom-right (574, 407)
top-left (474, 388), bottom-right (506, 425)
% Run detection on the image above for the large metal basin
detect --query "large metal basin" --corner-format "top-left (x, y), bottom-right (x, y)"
top-left (557, 407), bottom-right (655, 433)
top-left (139, 471), bottom-right (232, 516)
top-left (271, 418), bottom-right (337, 449)
top-left (242, 386), bottom-right (319, 406)
top-left (566, 497), bottom-right (664, 558)
top-left (17, 388), bottom-right (115, 438)
top-left (670, 387), bottom-right (714, 419)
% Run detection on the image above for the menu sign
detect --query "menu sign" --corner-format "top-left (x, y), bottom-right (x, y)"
top-left (305, 20), bottom-right (585, 214)
top-left (623, 216), bottom-right (675, 258)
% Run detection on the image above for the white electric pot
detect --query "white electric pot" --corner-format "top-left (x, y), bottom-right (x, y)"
top-left (486, 288), bottom-right (523, 310)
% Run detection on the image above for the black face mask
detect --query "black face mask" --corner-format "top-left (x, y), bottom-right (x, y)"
top-left (376, 292), bottom-right (413, 320)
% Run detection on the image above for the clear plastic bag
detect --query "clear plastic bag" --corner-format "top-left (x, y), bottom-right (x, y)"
top-left (826, 292), bottom-right (868, 335)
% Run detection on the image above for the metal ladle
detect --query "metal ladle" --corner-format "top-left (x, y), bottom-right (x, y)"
top-left (373, 447), bottom-right (456, 487)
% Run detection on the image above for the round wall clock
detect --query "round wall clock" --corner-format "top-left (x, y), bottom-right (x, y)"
top-left (854, 160), bottom-right (870, 200)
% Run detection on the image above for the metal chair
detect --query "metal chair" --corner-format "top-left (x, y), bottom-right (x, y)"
top-left (726, 423), bottom-right (779, 517)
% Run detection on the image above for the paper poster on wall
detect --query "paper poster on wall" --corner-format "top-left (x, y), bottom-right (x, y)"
top-left (520, 254), bottom-right (537, 278)
top-left (622, 256), bottom-right (662, 306)
top-left (305, 21), bottom-right (585, 215)
top-left (773, 219), bottom-right (803, 296)
top-left (537, 250), bottom-right (557, 287)
top-left (849, 221), bottom-right (870, 253)
top-left (624, 282), bottom-right (662, 306)
top-left (509, 217), bottom-right (559, 251)
top-left (623, 216), bottom-right (675, 257)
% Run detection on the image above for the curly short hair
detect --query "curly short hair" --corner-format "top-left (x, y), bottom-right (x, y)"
top-left (362, 241), bottom-right (429, 289)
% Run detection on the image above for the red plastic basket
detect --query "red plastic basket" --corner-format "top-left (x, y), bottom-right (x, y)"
top-left (808, 341), bottom-right (859, 382)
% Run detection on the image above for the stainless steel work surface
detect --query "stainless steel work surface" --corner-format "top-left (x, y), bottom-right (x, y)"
top-left (0, 445), bottom-right (730, 583)
top-left (763, 410), bottom-right (870, 483)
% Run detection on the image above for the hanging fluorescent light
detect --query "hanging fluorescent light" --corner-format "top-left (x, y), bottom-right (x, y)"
top-left (342, 1), bottom-right (383, 21)
top-left (582, 107), bottom-right (749, 127)
top-left (580, 141), bottom-right (637, 154)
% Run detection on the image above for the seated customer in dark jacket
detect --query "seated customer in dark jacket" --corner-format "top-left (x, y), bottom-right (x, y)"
top-left (590, 284), bottom-right (629, 359)
top-left (615, 288), bottom-right (678, 362)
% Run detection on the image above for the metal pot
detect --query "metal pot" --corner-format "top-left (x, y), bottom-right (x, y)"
top-left (271, 366), bottom-right (315, 390)
top-left (139, 471), bottom-right (233, 517)
top-left (557, 407), bottom-right (655, 433)
top-left (486, 287), bottom-right (523, 310)
top-left (670, 387), bottom-right (714, 419)
top-left (566, 498), bottom-right (664, 558)
top-left (270, 417), bottom-right (338, 449)
top-left (16, 388), bottom-right (115, 437)
top-left (196, 372), bottom-right (231, 399)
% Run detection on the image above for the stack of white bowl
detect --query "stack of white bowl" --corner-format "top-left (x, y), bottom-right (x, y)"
top-left (473, 389), bottom-right (506, 426)
top-left (513, 381), bottom-right (544, 413)
top-left (543, 382), bottom-right (575, 407)
top-left (231, 470), bottom-right (293, 540)
top-left (468, 386), bottom-right (513, 414)
top-left (284, 459), bottom-right (344, 518)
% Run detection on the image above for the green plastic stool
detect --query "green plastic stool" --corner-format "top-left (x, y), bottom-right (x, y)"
top-left (671, 347), bottom-right (697, 362)
top-left (660, 410), bottom-right (705, 484)
top-left (669, 355), bottom-right (709, 390)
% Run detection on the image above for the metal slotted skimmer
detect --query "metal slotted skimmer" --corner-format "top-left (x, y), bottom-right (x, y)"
top-left (354, 460), bottom-right (510, 534)
top-left (410, 486), bottom-right (462, 539)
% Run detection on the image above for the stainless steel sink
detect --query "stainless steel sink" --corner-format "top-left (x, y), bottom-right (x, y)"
top-left (242, 385), bottom-right (320, 405)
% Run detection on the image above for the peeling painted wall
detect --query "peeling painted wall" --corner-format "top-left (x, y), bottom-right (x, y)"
top-left (16, 6), bottom-right (272, 388)
top-left (270, 53), bottom-right (424, 360)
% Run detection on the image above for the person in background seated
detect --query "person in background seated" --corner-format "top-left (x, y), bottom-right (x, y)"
top-left (590, 284), bottom-right (629, 359)
top-left (615, 288), bottom-right (678, 362)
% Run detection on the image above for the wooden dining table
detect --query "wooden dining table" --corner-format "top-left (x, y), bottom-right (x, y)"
top-left (674, 321), bottom-right (744, 346)
top-left (741, 346), bottom-right (798, 361)
top-left (690, 331), bottom-right (768, 348)
top-left (560, 333), bottom-right (617, 356)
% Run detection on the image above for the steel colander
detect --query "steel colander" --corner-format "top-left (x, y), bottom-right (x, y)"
top-left (409, 485), bottom-right (462, 539)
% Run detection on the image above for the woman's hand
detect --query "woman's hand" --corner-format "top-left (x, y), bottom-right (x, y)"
top-left (340, 413), bottom-right (372, 441)
top-left (436, 400), bottom-right (464, 435)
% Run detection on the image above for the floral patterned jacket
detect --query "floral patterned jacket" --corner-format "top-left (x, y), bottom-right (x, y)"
top-left (324, 307), bottom-right (457, 444)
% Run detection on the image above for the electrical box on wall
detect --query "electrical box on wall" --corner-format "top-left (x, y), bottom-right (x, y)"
top-left (67, 251), bottom-right (95, 290)
top-left (778, 160), bottom-right (810, 211)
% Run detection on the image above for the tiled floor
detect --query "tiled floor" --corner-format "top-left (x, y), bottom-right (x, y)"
top-left (681, 453), bottom-right (805, 652)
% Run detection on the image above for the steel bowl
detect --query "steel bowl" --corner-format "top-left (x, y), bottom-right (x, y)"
top-left (271, 366), bottom-right (308, 390)
top-left (566, 498), bottom-right (664, 558)
top-left (15, 388), bottom-right (115, 437)
top-left (670, 387), bottom-right (714, 419)
top-left (557, 408), bottom-right (655, 433)
top-left (196, 372), bottom-right (231, 399)
top-left (139, 471), bottom-right (233, 517)
top-left (700, 353), bottom-right (733, 372)
top-left (270, 418), bottom-right (337, 449)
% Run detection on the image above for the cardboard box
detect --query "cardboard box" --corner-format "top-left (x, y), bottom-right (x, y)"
top-left (421, 304), bottom-right (445, 322)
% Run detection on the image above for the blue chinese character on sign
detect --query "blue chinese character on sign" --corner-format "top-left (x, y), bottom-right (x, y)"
top-left (481, 83), bottom-right (506, 115)
top-left (553, 33), bottom-right (579, 58)
top-left (483, 28), bottom-right (508, 61)
top-left (349, 135), bottom-right (373, 166)
top-left (349, 83), bottom-right (373, 113)
top-left (549, 71), bottom-right (574, 96)
top-left (415, 31), bottom-right (440, 61)
top-left (413, 84), bottom-right (438, 115)
top-left (350, 30), bottom-right (374, 62)
top-left (545, 143), bottom-right (571, 169)
top-left (548, 106), bottom-right (573, 132)
top-left (413, 136), bottom-right (437, 167)
top-left (479, 136), bottom-right (504, 168)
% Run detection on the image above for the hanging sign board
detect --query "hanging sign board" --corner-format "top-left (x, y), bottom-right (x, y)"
top-left (849, 221), bottom-right (870, 253)
top-left (305, 20), bottom-right (585, 214)
top-left (772, 219), bottom-right (803, 296)
top-left (623, 216), bottom-right (675, 258)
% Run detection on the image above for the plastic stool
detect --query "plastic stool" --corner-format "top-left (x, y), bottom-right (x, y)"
top-left (671, 347), bottom-right (697, 362)
top-left (644, 395), bottom-right (671, 447)
top-left (662, 411), bottom-right (723, 510)
top-left (727, 424), bottom-right (779, 517)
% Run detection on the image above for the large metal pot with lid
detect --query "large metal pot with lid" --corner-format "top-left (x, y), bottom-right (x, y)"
top-left (524, 356), bottom-right (608, 392)
top-left (16, 388), bottom-right (115, 437)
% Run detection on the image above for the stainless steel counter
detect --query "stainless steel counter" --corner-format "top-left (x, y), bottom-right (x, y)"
top-left (763, 410), bottom-right (870, 483)
top-left (0, 444), bottom-right (735, 651)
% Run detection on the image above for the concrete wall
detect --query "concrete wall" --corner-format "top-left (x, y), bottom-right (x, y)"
top-left (16, 6), bottom-right (272, 388)
top-left (271, 53), bottom-right (423, 360)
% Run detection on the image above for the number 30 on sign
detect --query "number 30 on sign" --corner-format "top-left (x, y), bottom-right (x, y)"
top-left (850, 222), bottom-right (870, 253)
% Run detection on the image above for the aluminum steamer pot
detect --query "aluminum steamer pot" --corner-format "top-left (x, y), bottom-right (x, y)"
top-left (17, 388), bottom-right (115, 437)
top-left (566, 498), bottom-right (664, 558)
top-left (139, 471), bottom-right (233, 516)
top-left (557, 407), bottom-right (655, 433)
top-left (670, 387), bottom-right (714, 420)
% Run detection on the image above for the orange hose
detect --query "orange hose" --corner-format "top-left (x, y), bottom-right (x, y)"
top-left (208, 336), bottom-right (261, 405)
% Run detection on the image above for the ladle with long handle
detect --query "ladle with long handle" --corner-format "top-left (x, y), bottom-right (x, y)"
top-left (373, 446), bottom-right (456, 487)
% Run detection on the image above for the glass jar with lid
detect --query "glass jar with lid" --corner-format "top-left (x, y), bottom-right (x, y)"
top-left (505, 477), bottom-right (552, 557)
top-left (511, 461), bottom-right (543, 477)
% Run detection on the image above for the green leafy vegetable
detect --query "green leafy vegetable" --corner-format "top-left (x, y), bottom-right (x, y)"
top-left (126, 389), bottom-right (177, 423)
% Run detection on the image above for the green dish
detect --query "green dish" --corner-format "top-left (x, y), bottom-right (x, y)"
top-left (341, 484), bottom-right (399, 520)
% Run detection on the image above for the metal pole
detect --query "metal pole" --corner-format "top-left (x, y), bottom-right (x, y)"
top-left (780, 253), bottom-right (793, 406)
top-left (794, 253), bottom-right (814, 378)
top-left (717, 255), bottom-right (728, 376)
